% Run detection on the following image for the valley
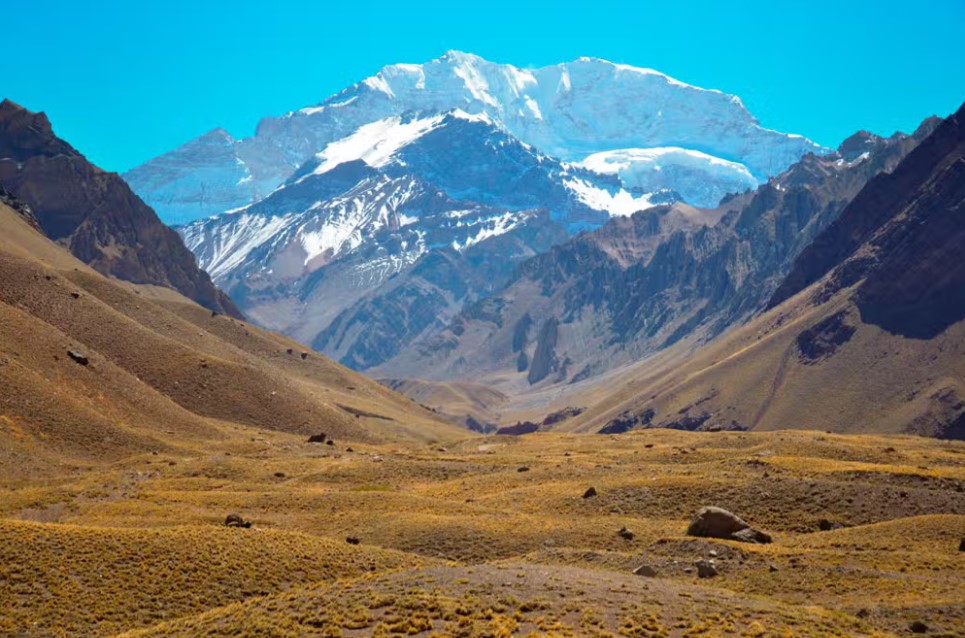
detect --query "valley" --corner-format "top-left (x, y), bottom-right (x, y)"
top-left (1, 29), bottom-right (963, 638)
top-left (3, 427), bottom-right (963, 637)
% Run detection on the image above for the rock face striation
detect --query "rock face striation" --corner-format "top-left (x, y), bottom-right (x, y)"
top-left (771, 103), bottom-right (965, 340)
top-left (123, 53), bottom-right (826, 373)
top-left (376, 117), bottom-right (936, 386)
top-left (0, 99), bottom-right (241, 318)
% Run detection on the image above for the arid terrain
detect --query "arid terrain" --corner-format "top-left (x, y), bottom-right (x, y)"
top-left (1, 181), bottom-right (963, 637)
top-left (2, 427), bottom-right (963, 637)
top-left (1, 39), bottom-right (963, 638)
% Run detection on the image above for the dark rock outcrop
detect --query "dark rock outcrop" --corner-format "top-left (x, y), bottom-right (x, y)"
top-left (495, 421), bottom-right (539, 436)
top-left (542, 406), bottom-right (584, 427)
top-left (0, 99), bottom-right (241, 318)
top-left (0, 185), bottom-right (41, 231)
top-left (795, 311), bottom-right (856, 363)
top-left (770, 102), bottom-right (964, 333)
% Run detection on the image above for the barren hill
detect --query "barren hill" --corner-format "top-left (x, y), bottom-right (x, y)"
top-left (0, 199), bottom-right (463, 477)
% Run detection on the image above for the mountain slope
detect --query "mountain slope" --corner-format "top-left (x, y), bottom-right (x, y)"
top-left (558, 101), bottom-right (965, 438)
top-left (126, 52), bottom-right (824, 223)
top-left (179, 112), bottom-right (616, 371)
top-left (0, 99), bottom-right (241, 318)
top-left (377, 118), bottom-right (936, 389)
top-left (0, 199), bottom-right (463, 477)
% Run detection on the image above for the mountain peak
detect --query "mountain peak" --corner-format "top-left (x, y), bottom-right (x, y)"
top-left (127, 53), bottom-right (825, 224)
top-left (439, 49), bottom-right (482, 63)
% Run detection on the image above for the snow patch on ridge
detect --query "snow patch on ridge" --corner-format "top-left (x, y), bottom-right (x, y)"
top-left (308, 114), bottom-right (447, 177)
top-left (563, 178), bottom-right (658, 217)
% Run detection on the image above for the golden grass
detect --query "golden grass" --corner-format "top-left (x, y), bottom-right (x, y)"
top-left (1, 429), bottom-right (962, 636)
top-left (0, 519), bottom-right (433, 637)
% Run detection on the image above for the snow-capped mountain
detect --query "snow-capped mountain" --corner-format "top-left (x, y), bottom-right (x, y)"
top-left (126, 51), bottom-right (824, 224)
top-left (129, 51), bottom-right (827, 373)
top-left (178, 110), bottom-right (612, 360)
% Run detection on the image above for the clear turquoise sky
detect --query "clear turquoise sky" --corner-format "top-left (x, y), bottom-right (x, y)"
top-left (4, 0), bottom-right (963, 172)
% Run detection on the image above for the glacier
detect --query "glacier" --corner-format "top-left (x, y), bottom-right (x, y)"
top-left (126, 51), bottom-right (825, 224)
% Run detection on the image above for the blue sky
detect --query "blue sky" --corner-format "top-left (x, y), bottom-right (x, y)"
top-left (4, 0), bottom-right (963, 172)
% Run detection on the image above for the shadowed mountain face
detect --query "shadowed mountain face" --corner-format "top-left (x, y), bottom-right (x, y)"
top-left (544, 104), bottom-right (965, 441)
top-left (375, 118), bottom-right (938, 387)
top-left (0, 99), bottom-right (241, 318)
top-left (771, 102), bottom-right (965, 340)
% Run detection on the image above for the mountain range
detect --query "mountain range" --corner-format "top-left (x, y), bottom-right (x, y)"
top-left (548, 101), bottom-right (965, 439)
top-left (377, 117), bottom-right (939, 389)
top-left (126, 51), bottom-right (822, 224)
top-left (125, 53), bottom-right (827, 376)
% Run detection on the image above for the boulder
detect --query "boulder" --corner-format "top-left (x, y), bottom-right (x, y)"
top-left (67, 350), bottom-right (89, 366)
top-left (817, 518), bottom-right (844, 531)
top-left (617, 526), bottom-right (635, 541)
top-left (583, 487), bottom-right (598, 498)
top-left (224, 513), bottom-right (251, 528)
top-left (695, 559), bottom-right (718, 578)
top-left (345, 536), bottom-right (360, 545)
top-left (307, 433), bottom-right (327, 443)
top-left (687, 506), bottom-right (771, 544)
top-left (632, 564), bottom-right (657, 577)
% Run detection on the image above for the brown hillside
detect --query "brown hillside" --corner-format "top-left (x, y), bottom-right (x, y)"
top-left (0, 201), bottom-right (464, 478)
top-left (558, 102), bottom-right (965, 439)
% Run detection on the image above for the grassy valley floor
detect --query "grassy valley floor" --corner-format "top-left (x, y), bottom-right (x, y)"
top-left (1, 429), bottom-right (963, 637)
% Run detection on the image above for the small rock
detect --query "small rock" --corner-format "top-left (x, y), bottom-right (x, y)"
top-left (300, 352), bottom-right (308, 360)
top-left (855, 609), bottom-right (870, 619)
top-left (345, 536), bottom-right (360, 545)
top-left (583, 487), bottom-right (598, 499)
top-left (695, 559), bottom-right (718, 578)
top-left (307, 433), bottom-right (327, 443)
top-left (768, 564), bottom-right (779, 572)
top-left (617, 526), bottom-right (635, 541)
top-left (67, 350), bottom-right (89, 366)
top-left (517, 466), bottom-right (530, 472)
top-left (286, 348), bottom-right (293, 355)
top-left (708, 550), bottom-right (718, 558)
top-left (959, 536), bottom-right (965, 552)
top-left (273, 472), bottom-right (285, 478)
top-left (70, 291), bottom-right (80, 299)
top-left (818, 518), bottom-right (843, 531)
top-left (632, 564), bottom-right (657, 577)
top-left (683, 567), bottom-right (693, 574)
top-left (909, 621), bottom-right (928, 634)
top-left (346, 447), bottom-right (354, 453)
top-left (326, 440), bottom-right (334, 446)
